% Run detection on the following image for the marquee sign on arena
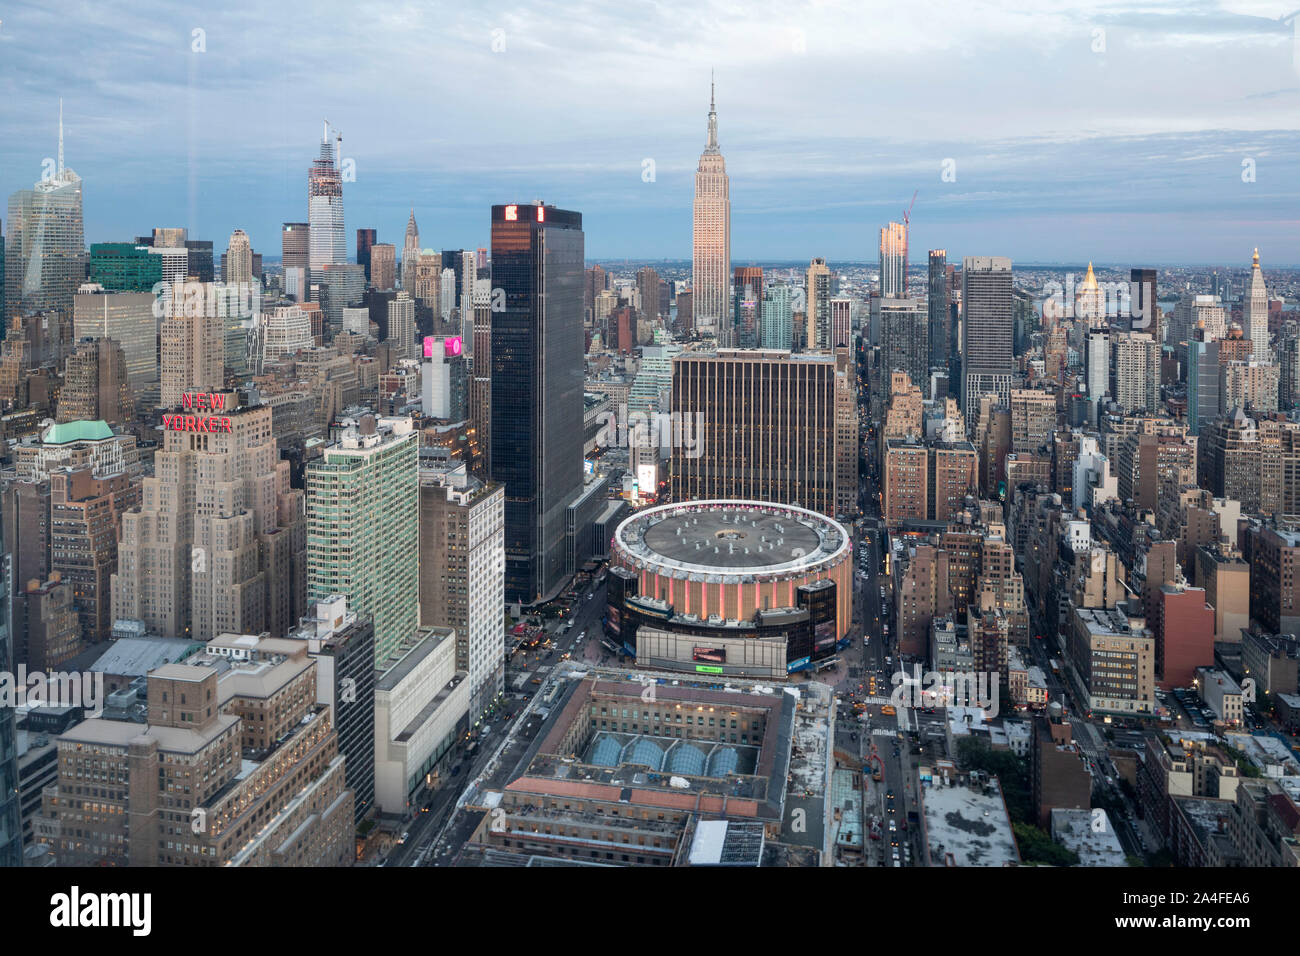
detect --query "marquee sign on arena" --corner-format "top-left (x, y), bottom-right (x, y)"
top-left (162, 393), bottom-right (234, 433)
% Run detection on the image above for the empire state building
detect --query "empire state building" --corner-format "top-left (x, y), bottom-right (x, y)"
top-left (692, 79), bottom-right (730, 339)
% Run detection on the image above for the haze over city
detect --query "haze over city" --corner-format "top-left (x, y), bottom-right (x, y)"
top-left (2, 0), bottom-right (1299, 262)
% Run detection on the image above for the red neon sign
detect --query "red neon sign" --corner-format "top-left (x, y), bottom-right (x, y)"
top-left (504, 205), bottom-right (518, 221)
top-left (163, 413), bottom-right (232, 433)
top-left (536, 206), bottom-right (545, 222)
top-left (182, 392), bottom-right (226, 411)
top-left (165, 393), bottom-right (232, 433)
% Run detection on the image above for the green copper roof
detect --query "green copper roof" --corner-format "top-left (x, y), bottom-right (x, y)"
top-left (43, 420), bottom-right (114, 444)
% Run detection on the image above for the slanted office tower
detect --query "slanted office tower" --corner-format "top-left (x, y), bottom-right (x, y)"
top-left (960, 256), bottom-right (1014, 420)
top-left (489, 203), bottom-right (584, 605)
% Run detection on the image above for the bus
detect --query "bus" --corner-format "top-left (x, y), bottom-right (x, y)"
top-left (1050, 659), bottom-right (1061, 675)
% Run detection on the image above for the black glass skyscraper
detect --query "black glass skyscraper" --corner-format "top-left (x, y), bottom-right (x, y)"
top-left (928, 250), bottom-right (948, 369)
top-left (0, 512), bottom-right (22, 865)
top-left (489, 204), bottom-right (584, 604)
top-left (357, 228), bottom-right (376, 281)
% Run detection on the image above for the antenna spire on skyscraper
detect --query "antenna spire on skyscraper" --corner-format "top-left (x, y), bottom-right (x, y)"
top-left (706, 72), bottom-right (719, 151)
top-left (58, 98), bottom-right (64, 176)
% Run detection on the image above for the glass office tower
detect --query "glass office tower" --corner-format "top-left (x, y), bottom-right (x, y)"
top-left (489, 203), bottom-right (584, 605)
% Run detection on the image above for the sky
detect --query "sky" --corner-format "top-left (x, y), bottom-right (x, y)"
top-left (1, 0), bottom-right (1298, 265)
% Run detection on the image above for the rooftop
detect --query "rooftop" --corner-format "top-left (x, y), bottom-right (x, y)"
top-left (614, 500), bottom-right (847, 576)
top-left (921, 772), bottom-right (1020, 867)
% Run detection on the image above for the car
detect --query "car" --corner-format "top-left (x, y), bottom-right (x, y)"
top-left (888, 819), bottom-right (897, 831)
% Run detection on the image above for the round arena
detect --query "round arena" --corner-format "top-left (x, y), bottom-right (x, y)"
top-left (607, 500), bottom-right (853, 675)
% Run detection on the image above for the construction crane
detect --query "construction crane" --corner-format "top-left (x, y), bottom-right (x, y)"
top-left (903, 190), bottom-right (917, 228)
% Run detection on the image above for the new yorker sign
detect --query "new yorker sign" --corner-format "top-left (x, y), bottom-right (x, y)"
top-left (162, 392), bottom-right (234, 433)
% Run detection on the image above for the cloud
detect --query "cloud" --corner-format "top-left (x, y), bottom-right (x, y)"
top-left (0, 0), bottom-right (1296, 262)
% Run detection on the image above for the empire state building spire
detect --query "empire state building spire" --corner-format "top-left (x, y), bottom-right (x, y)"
top-left (692, 73), bottom-right (731, 340)
top-left (706, 71), bottom-right (719, 152)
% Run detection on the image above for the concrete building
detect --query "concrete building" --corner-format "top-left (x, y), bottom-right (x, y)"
top-left (419, 456), bottom-right (505, 722)
top-left (1248, 526), bottom-right (1300, 636)
top-left (374, 626), bottom-right (469, 816)
top-left (113, 394), bottom-right (305, 641)
top-left (1110, 331), bottom-right (1160, 414)
top-left (42, 641), bottom-right (353, 866)
top-left (1155, 585), bottom-right (1216, 690)
top-left (369, 242), bottom-right (396, 291)
top-left (1194, 546), bottom-right (1250, 642)
top-left (72, 288), bottom-right (158, 409)
top-left (1067, 605), bottom-right (1157, 715)
top-left (49, 466), bottom-right (139, 643)
top-left (158, 280), bottom-right (226, 409)
top-left (1196, 667), bottom-right (1243, 726)
top-left (1010, 388), bottom-right (1055, 455)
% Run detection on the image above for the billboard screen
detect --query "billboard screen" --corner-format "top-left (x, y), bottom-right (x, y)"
top-left (692, 647), bottom-right (726, 664)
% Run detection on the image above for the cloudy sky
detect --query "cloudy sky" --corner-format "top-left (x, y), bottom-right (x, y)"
top-left (1, 0), bottom-right (1298, 264)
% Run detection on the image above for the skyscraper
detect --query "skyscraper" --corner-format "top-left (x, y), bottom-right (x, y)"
top-left (225, 228), bottom-right (252, 285)
top-left (1246, 248), bottom-right (1270, 362)
top-left (960, 256), bottom-right (1014, 419)
top-left (928, 250), bottom-right (949, 369)
top-left (880, 221), bottom-right (907, 298)
top-left (636, 266), bottom-right (662, 324)
top-left (307, 414), bottom-right (419, 663)
top-left (159, 281), bottom-right (224, 408)
top-left (387, 290), bottom-right (416, 361)
top-left (308, 123), bottom-right (346, 272)
top-left (4, 102), bottom-right (86, 325)
top-left (1110, 332), bottom-right (1160, 414)
top-left (806, 257), bottom-right (832, 350)
top-left (419, 457), bottom-right (506, 720)
top-left (1130, 268), bottom-right (1157, 341)
top-left (58, 336), bottom-right (131, 424)
top-left (402, 208), bottom-right (420, 291)
top-left (114, 394), bottom-right (305, 640)
top-left (369, 242), bottom-right (396, 291)
top-left (671, 349), bottom-right (855, 517)
top-left (760, 283), bottom-right (794, 350)
top-left (732, 266), bottom-right (762, 348)
top-left (489, 203), bottom-right (584, 604)
top-left (73, 287), bottom-right (158, 407)
top-left (830, 296), bottom-right (853, 350)
top-left (356, 227), bottom-right (376, 281)
top-left (281, 222), bottom-right (310, 301)
top-left (1085, 325), bottom-right (1111, 421)
top-left (0, 505), bottom-right (21, 866)
top-left (881, 299), bottom-right (929, 394)
top-left (691, 78), bottom-right (730, 338)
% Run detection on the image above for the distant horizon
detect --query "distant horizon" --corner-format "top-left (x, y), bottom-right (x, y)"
top-left (3, 3), bottom-right (1298, 265)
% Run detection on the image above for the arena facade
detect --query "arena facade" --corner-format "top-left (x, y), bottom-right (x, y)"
top-left (606, 500), bottom-right (852, 677)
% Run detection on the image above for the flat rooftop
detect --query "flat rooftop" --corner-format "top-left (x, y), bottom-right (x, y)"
top-left (921, 774), bottom-right (1020, 867)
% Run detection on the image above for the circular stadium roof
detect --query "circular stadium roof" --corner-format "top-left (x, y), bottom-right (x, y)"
top-left (612, 500), bottom-right (849, 579)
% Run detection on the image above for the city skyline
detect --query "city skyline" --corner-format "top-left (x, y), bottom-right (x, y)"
top-left (1, 2), bottom-right (1298, 263)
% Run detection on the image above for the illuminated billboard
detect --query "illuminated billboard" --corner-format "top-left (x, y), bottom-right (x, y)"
top-left (692, 647), bottom-right (726, 664)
